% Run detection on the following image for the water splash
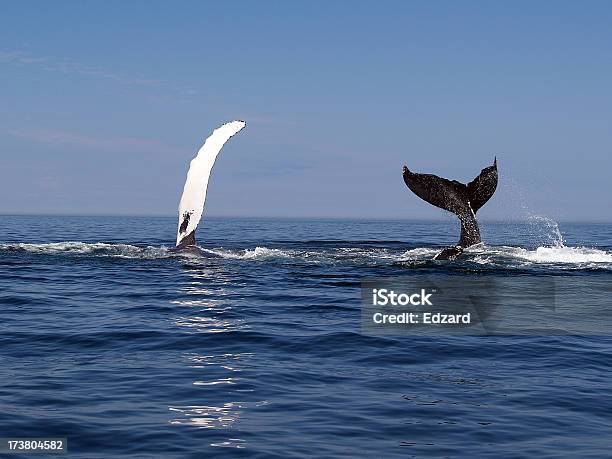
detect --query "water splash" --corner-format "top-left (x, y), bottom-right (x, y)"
top-left (526, 214), bottom-right (566, 248)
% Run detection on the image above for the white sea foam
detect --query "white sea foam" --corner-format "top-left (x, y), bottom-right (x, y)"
top-left (0, 242), bottom-right (295, 261)
top-left (397, 242), bottom-right (612, 268)
top-left (0, 242), bottom-right (168, 259)
top-left (399, 247), bottom-right (440, 260)
top-left (2, 240), bottom-right (611, 269)
top-left (500, 246), bottom-right (612, 264)
top-left (206, 247), bottom-right (291, 260)
top-left (464, 244), bottom-right (612, 269)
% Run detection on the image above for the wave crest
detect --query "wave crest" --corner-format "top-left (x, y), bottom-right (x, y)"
top-left (206, 246), bottom-right (291, 260)
top-left (0, 242), bottom-right (167, 259)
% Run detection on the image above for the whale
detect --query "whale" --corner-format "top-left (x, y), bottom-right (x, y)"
top-left (170, 120), bottom-right (246, 253)
top-left (402, 158), bottom-right (498, 260)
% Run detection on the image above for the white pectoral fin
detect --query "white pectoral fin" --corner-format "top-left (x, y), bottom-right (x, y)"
top-left (176, 120), bottom-right (246, 246)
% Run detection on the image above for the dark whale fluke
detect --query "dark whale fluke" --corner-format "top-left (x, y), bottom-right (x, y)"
top-left (402, 158), bottom-right (498, 260)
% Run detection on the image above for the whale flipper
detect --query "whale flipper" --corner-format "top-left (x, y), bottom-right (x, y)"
top-left (175, 120), bottom-right (246, 248)
top-left (174, 229), bottom-right (196, 250)
top-left (402, 158), bottom-right (498, 260)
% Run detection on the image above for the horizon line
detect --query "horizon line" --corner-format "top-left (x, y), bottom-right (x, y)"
top-left (1, 213), bottom-right (611, 224)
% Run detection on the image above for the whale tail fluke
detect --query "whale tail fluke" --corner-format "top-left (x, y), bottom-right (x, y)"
top-left (402, 158), bottom-right (498, 259)
top-left (466, 157), bottom-right (497, 213)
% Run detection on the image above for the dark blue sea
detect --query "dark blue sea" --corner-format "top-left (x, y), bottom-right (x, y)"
top-left (1, 216), bottom-right (611, 458)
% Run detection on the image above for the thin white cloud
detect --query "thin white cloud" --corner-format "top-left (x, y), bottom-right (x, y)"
top-left (7, 127), bottom-right (183, 155)
top-left (0, 49), bottom-right (195, 95)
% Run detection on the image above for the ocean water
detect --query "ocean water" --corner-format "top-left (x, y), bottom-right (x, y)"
top-left (1, 216), bottom-right (611, 458)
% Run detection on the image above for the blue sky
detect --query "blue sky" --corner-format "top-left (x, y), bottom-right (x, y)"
top-left (1, 1), bottom-right (611, 221)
